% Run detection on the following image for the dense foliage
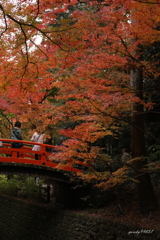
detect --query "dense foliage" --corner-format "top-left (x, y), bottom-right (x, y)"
top-left (0, 0), bottom-right (160, 212)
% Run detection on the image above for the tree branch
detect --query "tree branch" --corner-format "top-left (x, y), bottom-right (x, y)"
top-left (7, 14), bottom-right (69, 52)
top-left (30, 39), bottom-right (48, 59)
top-left (0, 5), bottom-right (8, 37)
top-left (86, 97), bottom-right (160, 144)
top-left (133, 0), bottom-right (160, 4)
top-left (31, 0), bottom-right (40, 21)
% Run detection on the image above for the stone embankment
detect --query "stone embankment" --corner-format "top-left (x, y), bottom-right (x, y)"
top-left (0, 195), bottom-right (159, 240)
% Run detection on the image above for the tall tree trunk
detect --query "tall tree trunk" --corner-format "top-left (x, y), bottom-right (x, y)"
top-left (130, 68), bottom-right (158, 214)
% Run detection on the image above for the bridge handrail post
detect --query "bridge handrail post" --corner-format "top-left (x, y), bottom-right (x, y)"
top-left (39, 145), bottom-right (46, 162)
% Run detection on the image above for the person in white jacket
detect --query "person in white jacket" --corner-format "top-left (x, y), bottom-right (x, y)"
top-left (31, 130), bottom-right (45, 160)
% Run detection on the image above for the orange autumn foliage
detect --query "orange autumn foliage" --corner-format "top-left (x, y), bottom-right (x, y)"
top-left (0, 0), bottom-right (160, 187)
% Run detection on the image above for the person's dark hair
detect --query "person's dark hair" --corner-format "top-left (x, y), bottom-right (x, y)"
top-left (14, 121), bottom-right (21, 128)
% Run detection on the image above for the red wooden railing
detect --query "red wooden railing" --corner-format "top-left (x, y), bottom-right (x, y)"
top-left (0, 139), bottom-right (88, 173)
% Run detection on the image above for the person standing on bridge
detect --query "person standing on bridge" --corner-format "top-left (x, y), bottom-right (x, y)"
top-left (121, 148), bottom-right (132, 165)
top-left (11, 121), bottom-right (23, 148)
top-left (31, 129), bottom-right (45, 160)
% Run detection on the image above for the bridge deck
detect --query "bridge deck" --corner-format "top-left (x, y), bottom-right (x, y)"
top-left (0, 139), bottom-right (88, 173)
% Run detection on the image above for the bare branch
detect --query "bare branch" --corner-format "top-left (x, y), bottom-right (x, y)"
top-left (31, 0), bottom-right (40, 21)
top-left (30, 39), bottom-right (48, 59)
top-left (0, 5), bottom-right (8, 37)
top-left (118, 35), bottom-right (155, 79)
top-left (86, 97), bottom-right (160, 144)
top-left (133, 0), bottom-right (160, 4)
top-left (19, 24), bottom-right (29, 63)
top-left (7, 14), bottom-right (69, 52)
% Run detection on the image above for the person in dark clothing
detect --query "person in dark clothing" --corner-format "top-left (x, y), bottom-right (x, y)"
top-left (11, 121), bottom-right (23, 148)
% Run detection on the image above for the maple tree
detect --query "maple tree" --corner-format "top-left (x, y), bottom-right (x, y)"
top-left (0, 0), bottom-right (160, 213)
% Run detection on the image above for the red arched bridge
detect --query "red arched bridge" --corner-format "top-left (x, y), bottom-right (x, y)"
top-left (0, 139), bottom-right (88, 183)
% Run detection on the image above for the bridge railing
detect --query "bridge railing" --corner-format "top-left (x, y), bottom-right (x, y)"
top-left (0, 139), bottom-right (88, 173)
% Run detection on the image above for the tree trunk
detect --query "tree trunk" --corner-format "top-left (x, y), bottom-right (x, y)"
top-left (130, 68), bottom-right (158, 214)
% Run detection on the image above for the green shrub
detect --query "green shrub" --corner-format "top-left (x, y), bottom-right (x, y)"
top-left (24, 178), bottom-right (42, 199)
top-left (0, 175), bottom-right (43, 200)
